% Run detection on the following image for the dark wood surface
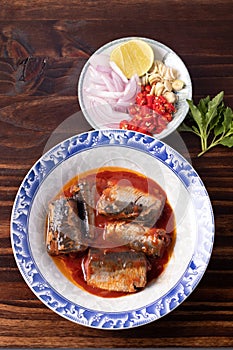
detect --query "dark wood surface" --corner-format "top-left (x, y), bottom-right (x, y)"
top-left (0, 0), bottom-right (233, 348)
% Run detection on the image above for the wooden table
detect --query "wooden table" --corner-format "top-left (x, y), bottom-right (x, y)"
top-left (1, 1), bottom-right (233, 348)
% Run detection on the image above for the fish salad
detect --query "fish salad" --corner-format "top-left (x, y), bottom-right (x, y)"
top-left (46, 167), bottom-right (176, 297)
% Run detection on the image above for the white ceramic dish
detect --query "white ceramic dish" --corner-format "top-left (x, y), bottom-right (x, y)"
top-left (78, 37), bottom-right (192, 139)
top-left (11, 129), bottom-right (214, 329)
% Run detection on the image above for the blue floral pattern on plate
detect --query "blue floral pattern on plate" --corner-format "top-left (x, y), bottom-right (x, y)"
top-left (11, 129), bottom-right (214, 329)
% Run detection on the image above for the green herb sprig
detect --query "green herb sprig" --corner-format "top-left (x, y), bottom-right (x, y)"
top-left (179, 91), bottom-right (233, 156)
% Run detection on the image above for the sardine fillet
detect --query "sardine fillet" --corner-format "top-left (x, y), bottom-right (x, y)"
top-left (46, 198), bottom-right (88, 255)
top-left (97, 184), bottom-right (166, 225)
top-left (104, 222), bottom-right (171, 257)
top-left (71, 180), bottom-right (96, 240)
top-left (86, 248), bottom-right (148, 293)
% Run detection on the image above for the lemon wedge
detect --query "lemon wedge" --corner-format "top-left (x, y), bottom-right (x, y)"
top-left (110, 40), bottom-right (154, 79)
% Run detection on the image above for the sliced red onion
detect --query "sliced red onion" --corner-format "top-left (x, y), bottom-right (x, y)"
top-left (85, 87), bottom-right (123, 99)
top-left (85, 55), bottom-right (140, 125)
top-left (88, 65), bottom-right (102, 80)
top-left (88, 96), bottom-right (130, 127)
top-left (100, 73), bottom-right (116, 92)
top-left (90, 83), bottom-right (108, 91)
top-left (116, 99), bottom-right (134, 107)
top-left (95, 65), bottom-right (112, 74)
top-left (111, 110), bottom-right (131, 121)
top-left (89, 54), bottom-right (110, 68)
top-left (123, 75), bottom-right (140, 101)
top-left (88, 97), bottom-right (114, 123)
top-left (109, 61), bottom-right (128, 84)
top-left (111, 71), bottom-right (125, 92)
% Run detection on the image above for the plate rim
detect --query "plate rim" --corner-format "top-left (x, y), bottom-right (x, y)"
top-left (78, 36), bottom-right (193, 139)
top-left (10, 129), bottom-right (214, 329)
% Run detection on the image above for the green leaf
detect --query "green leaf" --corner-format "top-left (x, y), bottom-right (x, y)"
top-left (214, 123), bottom-right (224, 137)
top-left (219, 135), bottom-right (233, 147)
top-left (192, 125), bottom-right (200, 134)
top-left (186, 99), bottom-right (203, 132)
top-left (178, 122), bottom-right (199, 134)
top-left (198, 95), bottom-right (210, 115)
top-left (222, 107), bottom-right (233, 133)
top-left (183, 92), bottom-right (233, 156)
top-left (209, 113), bottom-right (221, 131)
top-left (217, 101), bottom-right (226, 116)
top-left (205, 91), bottom-right (224, 128)
top-left (230, 121), bottom-right (233, 133)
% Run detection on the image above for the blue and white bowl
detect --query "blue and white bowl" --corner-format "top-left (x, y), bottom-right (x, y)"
top-left (11, 129), bottom-right (214, 329)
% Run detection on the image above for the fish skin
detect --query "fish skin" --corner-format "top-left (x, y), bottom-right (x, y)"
top-left (103, 221), bottom-right (171, 257)
top-left (86, 248), bottom-right (148, 293)
top-left (47, 180), bottom-right (97, 255)
top-left (71, 180), bottom-right (96, 240)
top-left (96, 184), bottom-right (166, 226)
top-left (46, 198), bottom-right (88, 256)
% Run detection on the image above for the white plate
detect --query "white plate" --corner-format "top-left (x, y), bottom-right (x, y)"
top-left (78, 37), bottom-right (192, 139)
top-left (11, 129), bottom-right (214, 329)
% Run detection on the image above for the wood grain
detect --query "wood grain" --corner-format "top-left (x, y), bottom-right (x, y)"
top-left (0, 0), bottom-right (233, 348)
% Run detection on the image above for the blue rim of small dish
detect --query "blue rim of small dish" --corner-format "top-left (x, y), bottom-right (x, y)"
top-left (78, 37), bottom-right (192, 140)
top-left (10, 129), bottom-right (214, 329)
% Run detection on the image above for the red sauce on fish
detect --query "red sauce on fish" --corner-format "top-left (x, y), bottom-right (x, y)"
top-left (51, 167), bottom-right (176, 298)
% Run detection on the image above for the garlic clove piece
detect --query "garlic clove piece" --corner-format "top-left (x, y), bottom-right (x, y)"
top-left (163, 91), bottom-right (177, 104)
top-left (172, 79), bottom-right (185, 91)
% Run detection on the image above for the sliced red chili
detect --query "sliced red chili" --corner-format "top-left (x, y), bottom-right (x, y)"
top-left (144, 85), bottom-right (152, 93)
top-left (146, 95), bottom-right (154, 108)
top-left (120, 85), bottom-right (176, 136)
top-left (164, 113), bottom-right (173, 122)
top-left (128, 105), bottom-right (138, 116)
top-left (119, 120), bottom-right (130, 129)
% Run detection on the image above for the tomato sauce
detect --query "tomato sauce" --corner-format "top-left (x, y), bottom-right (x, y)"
top-left (51, 167), bottom-right (176, 298)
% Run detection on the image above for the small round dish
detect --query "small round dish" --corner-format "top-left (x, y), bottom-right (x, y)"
top-left (11, 129), bottom-right (214, 329)
top-left (78, 37), bottom-right (192, 139)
